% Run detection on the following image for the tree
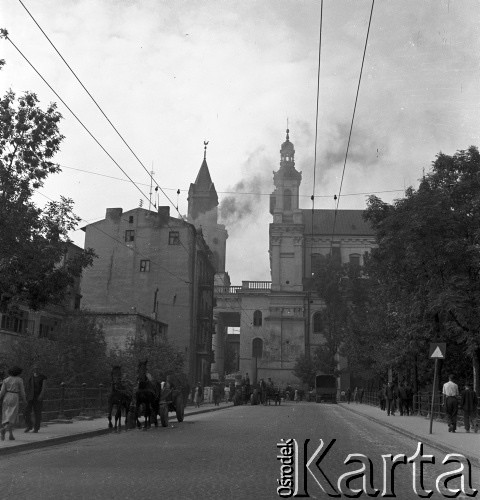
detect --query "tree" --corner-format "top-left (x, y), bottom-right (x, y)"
top-left (4, 311), bottom-right (109, 385)
top-left (0, 60), bottom-right (94, 311)
top-left (364, 146), bottom-right (480, 392)
top-left (108, 335), bottom-right (186, 384)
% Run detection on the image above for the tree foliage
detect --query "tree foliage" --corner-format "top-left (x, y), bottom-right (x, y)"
top-left (3, 312), bottom-right (109, 385)
top-left (0, 76), bottom-right (94, 310)
top-left (364, 146), bottom-right (480, 391)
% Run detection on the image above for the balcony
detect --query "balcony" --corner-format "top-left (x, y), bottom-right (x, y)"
top-left (214, 281), bottom-right (271, 296)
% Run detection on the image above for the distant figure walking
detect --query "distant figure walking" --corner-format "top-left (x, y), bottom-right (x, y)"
top-left (24, 361), bottom-right (47, 433)
top-left (385, 382), bottom-right (397, 416)
top-left (378, 385), bottom-right (386, 411)
top-left (294, 389), bottom-right (300, 403)
top-left (353, 387), bottom-right (358, 404)
top-left (346, 387), bottom-right (352, 404)
top-left (460, 383), bottom-right (478, 433)
top-left (0, 366), bottom-right (27, 441)
top-left (194, 382), bottom-right (202, 408)
top-left (442, 374), bottom-right (459, 433)
top-left (212, 383), bottom-right (220, 406)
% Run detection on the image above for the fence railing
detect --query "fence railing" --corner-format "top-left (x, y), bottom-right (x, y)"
top-left (358, 390), bottom-right (479, 425)
top-left (16, 383), bottom-right (107, 423)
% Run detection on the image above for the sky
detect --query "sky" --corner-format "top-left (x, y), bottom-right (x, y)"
top-left (2, 0), bottom-right (480, 284)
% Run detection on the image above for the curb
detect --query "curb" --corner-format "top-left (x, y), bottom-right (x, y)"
top-left (339, 404), bottom-right (480, 469)
top-left (0, 404), bottom-right (233, 457)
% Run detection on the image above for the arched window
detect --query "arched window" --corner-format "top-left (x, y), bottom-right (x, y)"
top-left (252, 338), bottom-right (263, 358)
top-left (253, 310), bottom-right (262, 327)
top-left (313, 312), bottom-right (324, 334)
top-left (284, 189), bottom-right (292, 211)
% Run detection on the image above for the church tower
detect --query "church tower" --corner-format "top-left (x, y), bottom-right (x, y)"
top-left (269, 129), bottom-right (304, 291)
top-left (187, 143), bottom-right (228, 274)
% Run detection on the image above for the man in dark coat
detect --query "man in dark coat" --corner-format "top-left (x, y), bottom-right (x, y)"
top-left (385, 382), bottom-right (397, 416)
top-left (24, 362), bottom-right (47, 433)
top-left (460, 384), bottom-right (478, 433)
top-left (398, 382), bottom-right (408, 416)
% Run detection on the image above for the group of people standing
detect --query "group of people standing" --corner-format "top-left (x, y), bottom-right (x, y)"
top-left (377, 381), bottom-right (414, 416)
top-left (0, 362), bottom-right (47, 441)
top-left (442, 374), bottom-right (478, 434)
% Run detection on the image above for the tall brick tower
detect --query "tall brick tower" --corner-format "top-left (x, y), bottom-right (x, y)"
top-left (187, 142), bottom-right (228, 274)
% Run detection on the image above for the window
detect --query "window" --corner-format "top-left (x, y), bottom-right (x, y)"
top-left (128, 216), bottom-right (134, 223)
top-left (252, 338), bottom-right (263, 358)
top-left (125, 230), bottom-right (135, 242)
top-left (331, 246), bottom-right (341, 264)
top-left (349, 254), bottom-right (360, 267)
top-left (253, 310), bottom-right (262, 327)
top-left (140, 260), bottom-right (150, 272)
top-left (169, 231), bottom-right (180, 245)
top-left (74, 294), bottom-right (82, 310)
top-left (311, 253), bottom-right (325, 275)
top-left (284, 189), bottom-right (292, 211)
top-left (313, 312), bottom-right (324, 334)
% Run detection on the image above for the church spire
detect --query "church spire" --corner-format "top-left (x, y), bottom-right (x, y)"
top-left (280, 128), bottom-right (295, 168)
top-left (187, 142), bottom-right (218, 220)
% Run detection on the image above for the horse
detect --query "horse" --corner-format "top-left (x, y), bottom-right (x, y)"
top-left (107, 365), bottom-right (133, 432)
top-left (135, 360), bottom-right (160, 430)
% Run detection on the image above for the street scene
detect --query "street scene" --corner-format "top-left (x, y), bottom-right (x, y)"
top-left (1, 0), bottom-right (480, 498)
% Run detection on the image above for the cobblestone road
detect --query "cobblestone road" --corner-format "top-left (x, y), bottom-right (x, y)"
top-left (1, 403), bottom-right (478, 499)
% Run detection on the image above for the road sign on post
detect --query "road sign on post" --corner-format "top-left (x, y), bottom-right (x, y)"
top-left (429, 343), bottom-right (446, 434)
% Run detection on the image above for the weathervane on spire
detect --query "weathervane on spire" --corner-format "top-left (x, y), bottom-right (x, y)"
top-left (286, 118), bottom-right (290, 141)
top-left (203, 140), bottom-right (209, 160)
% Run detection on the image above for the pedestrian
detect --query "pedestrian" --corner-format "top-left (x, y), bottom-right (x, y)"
top-left (442, 374), bottom-right (459, 433)
top-left (359, 387), bottom-right (365, 404)
top-left (346, 387), bottom-right (351, 404)
top-left (194, 382), bottom-right (202, 408)
top-left (405, 382), bottom-right (413, 416)
top-left (460, 383), bottom-right (478, 434)
top-left (244, 373), bottom-right (251, 404)
top-left (398, 382), bottom-right (408, 416)
top-left (378, 385), bottom-right (386, 411)
top-left (24, 361), bottom-right (47, 433)
top-left (212, 383), bottom-right (220, 406)
top-left (0, 366), bottom-right (27, 441)
top-left (294, 389), bottom-right (300, 403)
top-left (353, 387), bottom-right (358, 403)
top-left (385, 382), bottom-right (397, 416)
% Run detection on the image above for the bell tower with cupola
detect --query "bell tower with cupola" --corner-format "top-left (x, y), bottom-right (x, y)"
top-left (269, 129), bottom-right (304, 292)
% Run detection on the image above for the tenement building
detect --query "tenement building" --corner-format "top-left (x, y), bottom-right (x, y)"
top-left (81, 195), bottom-right (216, 385)
top-left (214, 130), bottom-right (376, 388)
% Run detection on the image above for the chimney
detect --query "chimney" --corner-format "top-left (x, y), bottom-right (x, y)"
top-left (106, 208), bottom-right (123, 220)
top-left (158, 206), bottom-right (170, 224)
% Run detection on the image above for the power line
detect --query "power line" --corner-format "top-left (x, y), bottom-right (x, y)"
top-left (1, 30), bottom-right (152, 207)
top-left (1, 29), bottom-right (192, 257)
top-left (330, 0), bottom-right (375, 250)
top-left (17, 0), bottom-right (183, 220)
top-left (36, 190), bottom-right (192, 285)
top-left (58, 163), bottom-right (404, 199)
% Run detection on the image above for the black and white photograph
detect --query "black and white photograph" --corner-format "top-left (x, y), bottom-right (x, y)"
top-left (0, 0), bottom-right (479, 498)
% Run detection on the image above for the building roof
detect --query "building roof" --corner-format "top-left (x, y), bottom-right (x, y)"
top-left (302, 209), bottom-right (375, 236)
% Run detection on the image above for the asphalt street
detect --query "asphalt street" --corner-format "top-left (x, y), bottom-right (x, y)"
top-left (1, 402), bottom-right (478, 499)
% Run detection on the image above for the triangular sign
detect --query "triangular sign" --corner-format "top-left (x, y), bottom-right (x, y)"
top-left (431, 346), bottom-right (444, 358)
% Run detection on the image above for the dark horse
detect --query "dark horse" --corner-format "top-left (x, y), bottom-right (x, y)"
top-left (107, 365), bottom-right (133, 432)
top-left (135, 360), bottom-right (160, 430)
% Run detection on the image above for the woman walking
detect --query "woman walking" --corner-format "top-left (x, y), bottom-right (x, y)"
top-left (0, 366), bottom-right (27, 441)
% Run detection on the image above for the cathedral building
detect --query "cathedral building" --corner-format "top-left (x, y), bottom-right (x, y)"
top-left (213, 130), bottom-right (376, 388)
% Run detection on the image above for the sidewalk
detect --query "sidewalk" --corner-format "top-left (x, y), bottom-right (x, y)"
top-left (340, 402), bottom-right (480, 467)
top-left (0, 402), bottom-right (234, 457)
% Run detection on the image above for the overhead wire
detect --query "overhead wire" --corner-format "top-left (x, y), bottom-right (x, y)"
top-left (329, 0), bottom-right (375, 252)
top-left (0, 30), bottom-right (152, 208)
top-left (1, 29), bottom-right (193, 256)
top-left (16, 0), bottom-right (183, 221)
top-left (59, 163), bottom-right (404, 199)
top-left (36, 190), bottom-right (192, 285)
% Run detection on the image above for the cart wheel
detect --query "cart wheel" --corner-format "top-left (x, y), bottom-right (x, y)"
top-left (160, 405), bottom-right (169, 427)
